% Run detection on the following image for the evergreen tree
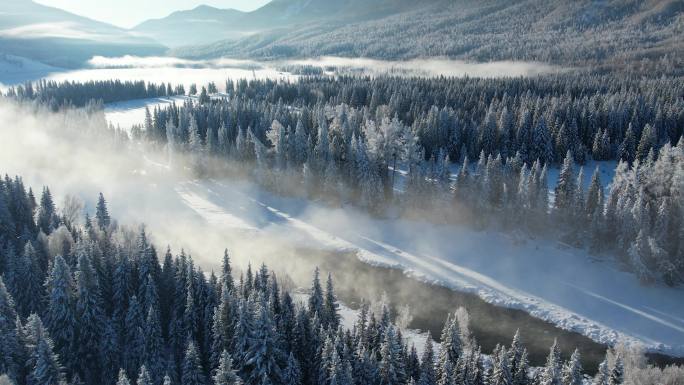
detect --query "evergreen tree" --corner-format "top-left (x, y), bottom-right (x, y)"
top-left (44, 255), bottom-right (76, 374)
top-left (28, 337), bottom-right (64, 385)
top-left (490, 348), bottom-right (512, 385)
top-left (124, 296), bottom-right (146, 380)
top-left (182, 341), bottom-right (206, 385)
top-left (561, 349), bottom-right (582, 385)
top-left (282, 353), bottom-right (301, 385)
top-left (75, 251), bottom-right (105, 383)
top-left (539, 340), bottom-right (562, 385)
top-left (0, 278), bottom-right (21, 382)
top-left (137, 366), bottom-right (153, 385)
top-left (418, 332), bottom-right (436, 385)
top-left (213, 351), bottom-right (242, 385)
top-left (437, 314), bottom-right (461, 380)
top-left (96, 193), bottom-right (111, 231)
top-left (37, 187), bottom-right (57, 235)
top-left (323, 273), bottom-right (340, 331)
top-left (308, 268), bottom-right (323, 318)
top-left (117, 369), bottom-right (132, 385)
top-left (512, 349), bottom-right (529, 385)
top-left (554, 151), bottom-right (576, 223)
top-left (144, 307), bottom-right (166, 385)
top-left (242, 303), bottom-right (283, 385)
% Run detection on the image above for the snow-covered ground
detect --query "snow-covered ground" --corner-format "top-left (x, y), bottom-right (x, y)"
top-left (170, 177), bottom-right (684, 356)
top-left (101, 102), bottom-right (684, 357)
top-left (0, 54), bottom-right (63, 85)
top-left (105, 96), bottom-right (190, 132)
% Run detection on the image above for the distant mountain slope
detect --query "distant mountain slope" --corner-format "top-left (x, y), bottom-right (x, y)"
top-left (0, 0), bottom-right (165, 68)
top-left (134, 0), bottom-right (433, 48)
top-left (172, 0), bottom-right (683, 72)
top-left (133, 5), bottom-right (246, 47)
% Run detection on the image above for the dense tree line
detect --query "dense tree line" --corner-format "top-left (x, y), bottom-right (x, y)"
top-left (146, 74), bottom-right (684, 166)
top-left (5, 175), bottom-right (680, 385)
top-left (4, 80), bottom-right (186, 109)
top-left (138, 74), bottom-right (684, 286)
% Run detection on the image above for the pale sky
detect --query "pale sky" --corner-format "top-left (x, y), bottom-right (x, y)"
top-left (33, 0), bottom-right (272, 29)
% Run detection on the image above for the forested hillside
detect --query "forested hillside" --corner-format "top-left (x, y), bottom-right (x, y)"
top-left (175, 0), bottom-right (684, 74)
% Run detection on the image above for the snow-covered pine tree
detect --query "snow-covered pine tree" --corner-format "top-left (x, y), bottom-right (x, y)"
top-left (117, 369), bottom-right (132, 385)
top-left (182, 340), bottom-right (207, 385)
top-left (490, 347), bottom-right (512, 385)
top-left (418, 332), bottom-right (436, 385)
top-left (323, 273), bottom-right (340, 331)
top-left (124, 296), bottom-right (146, 380)
top-left (538, 339), bottom-right (562, 385)
top-left (308, 268), bottom-right (323, 318)
top-left (561, 349), bottom-right (582, 385)
top-left (144, 307), bottom-right (166, 385)
top-left (75, 251), bottom-right (105, 383)
top-left (554, 151), bottom-right (576, 224)
top-left (95, 193), bottom-right (111, 231)
top-left (437, 314), bottom-right (461, 380)
top-left (241, 302), bottom-right (283, 385)
top-left (0, 277), bottom-right (21, 382)
top-left (37, 187), bottom-right (57, 235)
top-left (44, 255), bottom-right (76, 375)
top-left (137, 366), bottom-right (153, 385)
top-left (213, 350), bottom-right (242, 385)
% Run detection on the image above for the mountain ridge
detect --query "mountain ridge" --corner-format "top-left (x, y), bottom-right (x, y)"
top-left (0, 0), bottom-right (166, 68)
top-left (170, 0), bottom-right (683, 72)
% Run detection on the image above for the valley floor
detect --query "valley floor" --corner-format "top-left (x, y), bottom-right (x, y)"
top-left (101, 98), bottom-right (684, 357)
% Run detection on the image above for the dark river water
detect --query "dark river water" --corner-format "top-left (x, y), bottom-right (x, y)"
top-left (241, 247), bottom-right (683, 375)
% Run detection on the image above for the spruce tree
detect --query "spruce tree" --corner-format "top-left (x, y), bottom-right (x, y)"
top-left (282, 353), bottom-right (301, 385)
top-left (213, 351), bottom-right (242, 385)
top-left (0, 277), bottom-right (21, 382)
top-left (554, 151), bottom-right (576, 224)
top-left (28, 337), bottom-right (64, 385)
top-left (539, 339), bottom-right (562, 385)
top-left (96, 193), bottom-right (111, 231)
top-left (137, 366), bottom-right (153, 385)
top-left (124, 296), bottom-right (146, 379)
top-left (75, 252), bottom-right (105, 384)
top-left (323, 273), bottom-right (340, 331)
top-left (44, 255), bottom-right (76, 374)
top-left (144, 307), bottom-right (166, 385)
top-left (182, 341), bottom-right (206, 385)
top-left (561, 349), bottom-right (582, 385)
top-left (308, 268), bottom-right (323, 318)
top-left (242, 303), bottom-right (283, 385)
top-left (117, 369), bottom-right (132, 385)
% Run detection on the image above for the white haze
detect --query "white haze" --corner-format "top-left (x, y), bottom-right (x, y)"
top-left (0, 55), bottom-right (565, 87)
top-left (290, 56), bottom-right (566, 78)
top-left (0, 97), bottom-right (351, 283)
top-left (0, 22), bottom-right (107, 40)
top-left (2, 97), bottom-right (683, 355)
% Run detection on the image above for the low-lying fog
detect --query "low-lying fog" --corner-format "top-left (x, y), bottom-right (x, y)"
top-left (1, 97), bottom-right (683, 357)
top-left (1, 55), bottom-right (567, 88)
